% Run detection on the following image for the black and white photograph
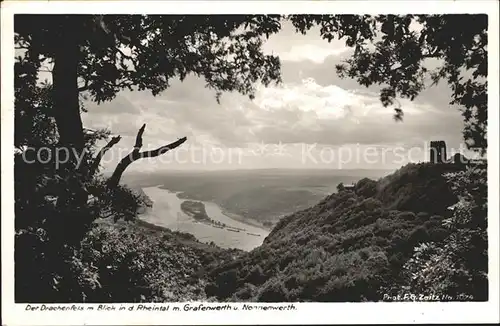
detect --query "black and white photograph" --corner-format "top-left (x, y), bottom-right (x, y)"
top-left (2, 0), bottom-right (499, 325)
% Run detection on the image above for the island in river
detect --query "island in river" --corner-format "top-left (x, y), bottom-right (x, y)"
top-left (180, 200), bottom-right (252, 234)
top-left (180, 200), bottom-right (211, 221)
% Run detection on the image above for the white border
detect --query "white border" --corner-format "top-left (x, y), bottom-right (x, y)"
top-left (1, 1), bottom-right (499, 325)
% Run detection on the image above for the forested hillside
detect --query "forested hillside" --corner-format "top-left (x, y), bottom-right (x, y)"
top-left (205, 162), bottom-right (485, 302)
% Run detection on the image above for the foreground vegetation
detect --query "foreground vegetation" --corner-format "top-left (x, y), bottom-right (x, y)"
top-left (17, 211), bottom-right (241, 303)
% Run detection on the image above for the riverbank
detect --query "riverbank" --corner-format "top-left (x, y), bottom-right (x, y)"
top-left (218, 208), bottom-right (272, 232)
top-left (135, 219), bottom-right (197, 241)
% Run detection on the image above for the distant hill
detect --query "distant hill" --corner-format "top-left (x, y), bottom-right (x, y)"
top-left (204, 162), bottom-right (466, 302)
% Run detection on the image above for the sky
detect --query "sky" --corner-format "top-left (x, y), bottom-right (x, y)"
top-left (74, 21), bottom-right (474, 173)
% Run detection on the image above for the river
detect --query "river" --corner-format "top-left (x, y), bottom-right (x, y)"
top-left (139, 186), bottom-right (269, 251)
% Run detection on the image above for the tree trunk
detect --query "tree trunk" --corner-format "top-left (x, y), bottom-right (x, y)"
top-left (52, 16), bottom-right (85, 157)
top-left (52, 16), bottom-right (87, 209)
top-left (91, 135), bottom-right (122, 175)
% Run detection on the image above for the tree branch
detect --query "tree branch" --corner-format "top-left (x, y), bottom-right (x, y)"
top-left (78, 78), bottom-right (93, 92)
top-left (133, 123), bottom-right (146, 154)
top-left (102, 78), bottom-right (135, 90)
top-left (139, 137), bottom-right (187, 158)
top-left (91, 135), bottom-right (122, 174)
top-left (107, 124), bottom-right (187, 187)
top-left (421, 48), bottom-right (440, 59)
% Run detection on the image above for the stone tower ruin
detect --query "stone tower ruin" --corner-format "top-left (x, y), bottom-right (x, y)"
top-left (430, 140), bottom-right (447, 163)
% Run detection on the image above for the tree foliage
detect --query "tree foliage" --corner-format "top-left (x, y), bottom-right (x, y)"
top-left (400, 164), bottom-right (488, 300)
top-left (14, 14), bottom-right (283, 154)
top-left (290, 14), bottom-right (488, 153)
top-left (15, 15), bottom-right (283, 102)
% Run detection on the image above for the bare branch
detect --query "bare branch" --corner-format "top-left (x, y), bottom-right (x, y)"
top-left (133, 123), bottom-right (146, 153)
top-left (91, 135), bottom-right (122, 173)
top-left (107, 123), bottom-right (187, 187)
top-left (139, 137), bottom-right (188, 158)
